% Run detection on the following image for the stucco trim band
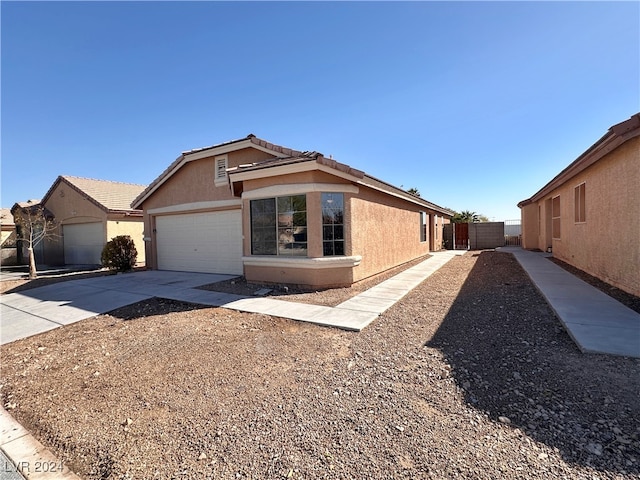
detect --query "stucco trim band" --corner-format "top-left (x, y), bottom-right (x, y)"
top-left (148, 200), bottom-right (242, 215)
top-left (242, 183), bottom-right (359, 200)
top-left (242, 255), bottom-right (362, 270)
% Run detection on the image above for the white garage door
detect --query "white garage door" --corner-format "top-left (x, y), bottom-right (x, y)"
top-left (63, 222), bottom-right (104, 265)
top-left (155, 210), bottom-right (243, 275)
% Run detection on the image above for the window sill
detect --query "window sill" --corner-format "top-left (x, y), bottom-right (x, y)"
top-left (243, 255), bottom-right (362, 270)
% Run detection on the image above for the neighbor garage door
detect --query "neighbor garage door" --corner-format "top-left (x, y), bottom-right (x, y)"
top-left (63, 222), bottom-right (104, 265)
top-left (155, 210), bottom-right (243, 275)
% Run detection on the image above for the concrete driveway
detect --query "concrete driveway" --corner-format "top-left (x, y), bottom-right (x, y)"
top-left (0, 271), bottom-right (236, 345)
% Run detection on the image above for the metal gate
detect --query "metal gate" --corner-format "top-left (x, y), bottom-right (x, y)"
top-left (504, 220), bottom-right (522, 246)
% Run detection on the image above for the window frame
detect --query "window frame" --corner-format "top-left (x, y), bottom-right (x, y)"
top-left (574, 182), bottom-right (586, 224)
top-left (552, 195), bottom-right (561, 240)
top-left (321, 192), bottom-right (345, 256)
top-left (419, 211), bottom-right (427, 242)
top-left (250, 194), bottom-right (308, 257)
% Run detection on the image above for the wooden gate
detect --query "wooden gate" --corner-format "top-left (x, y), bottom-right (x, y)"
top-left (454, 222), bottom-right (469, 250)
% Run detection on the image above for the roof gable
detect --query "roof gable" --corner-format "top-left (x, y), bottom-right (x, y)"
top-left (132, 134), bottom-right (307, 208)
top-left (42, 176), bottom-right (146, 213)
top-left (518, 113), bottom-right (640, 207)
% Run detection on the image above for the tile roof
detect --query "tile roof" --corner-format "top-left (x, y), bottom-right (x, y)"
top-left (0, 208), bottom-right (15, 226)
top-left (42, 176), bottom-right (146, 213)
top-left (229, 153), bottom-right (454, 216)
top-left (133, 133), bottom-right (454, 216)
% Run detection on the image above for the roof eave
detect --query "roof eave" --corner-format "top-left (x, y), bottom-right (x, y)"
top-left (518, 113), bottom-right (640, 207)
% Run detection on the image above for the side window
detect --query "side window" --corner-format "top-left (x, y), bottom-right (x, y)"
top-left (574, 183), bottom-right (586, 223)
top-left (420, 211), bottom-right (427, 242)
top-left (552, 195), bottom-right (561, 239)
top-left (322, 193), bottom-right (344, 256)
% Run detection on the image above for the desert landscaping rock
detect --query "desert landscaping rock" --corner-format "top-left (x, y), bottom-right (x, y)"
top-left (1, 251), bottom-right (638, 479)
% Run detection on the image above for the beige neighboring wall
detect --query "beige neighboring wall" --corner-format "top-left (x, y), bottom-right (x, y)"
top-left (43, 181), bottom-right (107, 265)
top-left (106, 218), bottom-right (146, 264)
top-left (520, 135), bottom-right (639, 297)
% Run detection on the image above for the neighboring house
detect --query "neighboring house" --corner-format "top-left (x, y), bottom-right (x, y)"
top-left (0, 208), bottom-right (18, 265)
top-left (132, 134), bottom-right (453, 288)
top-left (518, 113), bottom-right (640, 297)
top-left (13, 176), bottom-right (146, 266)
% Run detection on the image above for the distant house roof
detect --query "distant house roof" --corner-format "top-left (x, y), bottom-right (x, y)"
top-left (518, 113), bottom-right (640, 207)
top-left (10, 199), bottom-right (55, 220)
top-left (41, 176), bottom-right (146, 214)
top-left (0, 208), bottom-right (15, 227)
top-left (133, 134), bottom-right (454, 216)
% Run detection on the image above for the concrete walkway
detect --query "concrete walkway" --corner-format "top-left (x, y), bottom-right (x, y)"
top-left (501, 247), bottom-right (640, 358)
top-left (1, 251), bottom-right (464, 345)
top-left (223, 250), bottom-right (464, 330)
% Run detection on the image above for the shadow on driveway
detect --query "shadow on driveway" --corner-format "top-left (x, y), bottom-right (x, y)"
top-left (426, 251), bottom-right (640, 475)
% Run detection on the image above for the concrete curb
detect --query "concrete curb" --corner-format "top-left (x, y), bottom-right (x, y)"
top-left (0, 407), bottom-right (80, 479)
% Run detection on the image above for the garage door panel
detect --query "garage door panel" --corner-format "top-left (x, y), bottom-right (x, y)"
top-left (63, 223), bottom-right (104, 265)
top-left (155, 211), bottom-right (242, 275)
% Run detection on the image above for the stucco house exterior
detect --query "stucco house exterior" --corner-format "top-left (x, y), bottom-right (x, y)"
top-left (132, 134), bottom-right (453, 288)
top-left (12, 176), bottom-right (146, 266)
top-left (518, 113), bottom-right (640, 297)
top-left (1, 208), bottom-right (18, 265)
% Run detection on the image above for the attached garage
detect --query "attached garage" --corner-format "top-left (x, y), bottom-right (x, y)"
top-left (63, 222), bottom-right (104, 265)
top-left (155, 210), bottom-right (243, 275)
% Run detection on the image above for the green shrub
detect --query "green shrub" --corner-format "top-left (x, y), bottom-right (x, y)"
top-left (101, 235), bottom-right (137, 272)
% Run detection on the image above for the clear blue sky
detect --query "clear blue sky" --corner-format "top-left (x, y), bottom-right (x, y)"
top-left (2, 1), bottom-right (638, 221)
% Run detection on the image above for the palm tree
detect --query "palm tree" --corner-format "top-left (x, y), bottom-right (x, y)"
top-left (453, 210), bottom-right (479, 223)
top-left (406, 187), bottom-right (420, 197)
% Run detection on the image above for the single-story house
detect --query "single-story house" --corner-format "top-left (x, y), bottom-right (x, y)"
top-left (1, 208), bottom-right (18, 265)
top-left (518, 112), bottom-right (640, 297)
top-left (12, 176), bottom-right (146, 266)
top-left (132, 134), bottom-right (453, 288)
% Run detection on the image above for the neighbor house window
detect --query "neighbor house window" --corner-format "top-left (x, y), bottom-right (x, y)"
top-left (250, 195), bottom-right (307, 256)
top-left (574, 183), bottom-right (586, 223)
top-left (420, 211), bottom-right (427, 242)
top-left (552, 195), bottom-right (561, 239)
top-left (322, 193), bottom-right (344, 256)
top-left (214, 155), bottom-right (228, 186)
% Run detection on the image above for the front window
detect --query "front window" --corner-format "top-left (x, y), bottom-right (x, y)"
top-left (420, 211), bottom-right (427, 242)
top-left (250, 195), bottom-right (307, 256)
top-left (322, 193), bottom-right (344, 256)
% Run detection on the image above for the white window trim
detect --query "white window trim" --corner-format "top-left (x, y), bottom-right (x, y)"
top-left (243, 255), bottom-right (361, 270)
top-left (214, 155), bottom-right (229, 186)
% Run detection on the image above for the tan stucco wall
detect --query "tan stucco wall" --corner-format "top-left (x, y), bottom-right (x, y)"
top-left (106, 218), bottom-right (146, 265)
top-left (140, 148), bottom-right (278, 268)
top-left (349, 186), bottom-right (432, 282)
top-left (142, 148), bottom-right (277, 211)
top-left (520, 137), bottom-right (640, 296)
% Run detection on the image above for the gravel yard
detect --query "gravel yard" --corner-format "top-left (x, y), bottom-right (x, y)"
top-left (1, 251), bottom-right (638, 479)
